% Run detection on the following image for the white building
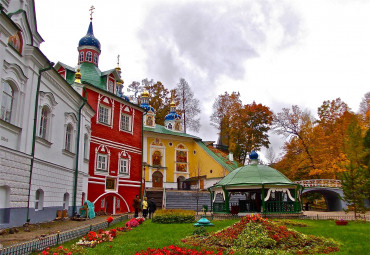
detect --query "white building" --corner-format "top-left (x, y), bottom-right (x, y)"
top-left (0, 0), bottom-right (94, 228)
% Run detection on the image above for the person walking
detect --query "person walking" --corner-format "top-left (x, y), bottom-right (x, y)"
top-left (142, 197), bottom-right (148, 219)
top-left (132, 195), bottom-right (141, 218)
top-left (148, 198), bottom-right (157, 219)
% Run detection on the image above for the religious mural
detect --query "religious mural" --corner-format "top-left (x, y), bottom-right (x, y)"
top-left (8, 31), bottom-right (23, 54)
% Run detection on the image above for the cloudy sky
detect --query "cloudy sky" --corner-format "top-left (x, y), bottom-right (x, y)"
top-left (35, 0), bottom-right (370, 159)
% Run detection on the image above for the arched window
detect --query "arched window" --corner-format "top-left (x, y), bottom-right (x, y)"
top-left (168, 123), bottom-right (172, 130)
top-left (39, 106), bottom-right (50, 139)
top-left (63, 193), bottom-right (69, 210)
top-left (1, 81), bottom-right (14, 122)
top-left (79, 51), bottom-right (84, 62)
top-left (94, 53), bottom-right (98, 64)
top-left (118, 151), bottom-right (131, 175)
top-left (35, 189), bottom-right (44, 211)
top-left (65, 124), bottom-right (73, 152)
top-left (83, 134), bottom-right (89, 159)
top-left (86, 51), bottom-right (92, 62)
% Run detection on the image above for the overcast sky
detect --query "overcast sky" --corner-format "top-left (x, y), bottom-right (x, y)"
top-left (35, 0), bottom-right (370, 159)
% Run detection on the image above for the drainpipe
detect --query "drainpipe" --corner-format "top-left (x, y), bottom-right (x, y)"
top-left (140, 112), bottom-right (147, 200)
top-left (26, 62), bottom-right (55, 222)
top-left (72, 88), bottom-right (87, 216)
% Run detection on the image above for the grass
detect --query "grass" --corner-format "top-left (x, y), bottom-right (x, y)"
top-left (286, 220), bottom-right (370, 255)
top-left (35, 218), bottom-right (369, 255)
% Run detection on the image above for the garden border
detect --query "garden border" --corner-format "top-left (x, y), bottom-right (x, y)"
top-left (0, 214), bottom-right (133, 255)
top-left (196, 214), bottom-right (368, 221)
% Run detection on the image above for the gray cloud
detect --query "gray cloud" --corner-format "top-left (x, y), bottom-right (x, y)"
top-left (138, 0), bottom-right (302, 140)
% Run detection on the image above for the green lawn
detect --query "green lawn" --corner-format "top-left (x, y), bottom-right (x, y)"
top-left (40, 218), bottom-right (369, 255)
top-left (286, 220), bottom-right (370, 255)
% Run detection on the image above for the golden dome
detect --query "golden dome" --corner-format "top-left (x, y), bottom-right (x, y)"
top-left (117, 78), bottom-right (124, 85)
top-left (115, 66), bottom-right (121, 72)
top-left (142, 88), bottom-right (149, 97)
top-left (74, 68), bottom-right (82, 84)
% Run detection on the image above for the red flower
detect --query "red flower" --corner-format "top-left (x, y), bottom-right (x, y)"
top-left (107, 216), bottom-right (114, 223)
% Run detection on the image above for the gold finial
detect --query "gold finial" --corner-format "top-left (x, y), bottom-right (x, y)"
top-left (142, 88), bottom-right (149, 97)
top-left (117, 78), bottom-right (124, 85)
top-left (89, 5), bottom-right (95, 21)
top-left (75, 62), bottom-right (82, 84)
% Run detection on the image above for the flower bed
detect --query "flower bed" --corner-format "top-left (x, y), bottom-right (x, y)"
top-left (38, 217), bottom-right (145, 255)
top-left (135, 245), bottom-right (223, 255)
top-left (182, 215), bottom-right (340, 254)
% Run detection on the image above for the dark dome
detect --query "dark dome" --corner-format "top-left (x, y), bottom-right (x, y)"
top-left (249, 150), bottom-right (258, 160)
top-left (78, 22), bottom-right (101, 50)
top-left (165, 112), bottom-right (181, 121)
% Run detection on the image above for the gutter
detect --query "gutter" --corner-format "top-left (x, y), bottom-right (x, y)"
top-left (72, 88), bottom-right (87, 216)
top-left (26, 62), bottom-right (54, 222)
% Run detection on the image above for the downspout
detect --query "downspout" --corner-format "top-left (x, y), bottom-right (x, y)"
top-left (26, 62), bottom-right (54, 222)
top-left (140, 111), bottom-right (147, 200)
top-left (72, 87), bottom-right (87, 216)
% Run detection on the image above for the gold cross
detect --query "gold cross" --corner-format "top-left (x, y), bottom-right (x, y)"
top-left (117, 54), bottom-right (120, 67)
top-left (201, 207), bottom-right (206, 214)
top-left (89, 5), bottom-right (95, 21)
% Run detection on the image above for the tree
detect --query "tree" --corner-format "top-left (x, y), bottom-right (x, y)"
top-left (229, 102), bottom-right (273, 164)
top-left (210, 92), bottom-right (242, 148)
top-left (359, 92), bottom-right (370, 128)
top-left (146, 81), bottom-right (171, 125)
top-left (127, 81), bottom-right (143, 99)
top-left (273, 105), bottom-right (316, 172)
top-left (174, 78), bottom-right (201, 133)
top-left (265, 147), bottom-right (277, 166)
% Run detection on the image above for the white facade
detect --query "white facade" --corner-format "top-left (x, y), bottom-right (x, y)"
top-left (0, 0), bottom-right (94, 227)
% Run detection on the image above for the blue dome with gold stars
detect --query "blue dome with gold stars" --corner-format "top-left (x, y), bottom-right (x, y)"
top-left (78, 22), bottom-right (101, 50)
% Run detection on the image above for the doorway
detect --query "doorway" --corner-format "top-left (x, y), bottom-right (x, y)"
top-left (152, 171), bottom-right (163, 188)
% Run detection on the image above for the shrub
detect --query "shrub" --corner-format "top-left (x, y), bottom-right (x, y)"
top-left (193, 226), bottom-right (208, 236)
top-left (152, 209), bottom-right (196, 224)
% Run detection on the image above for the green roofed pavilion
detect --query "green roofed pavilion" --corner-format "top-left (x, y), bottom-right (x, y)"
top-left (209, 151), bottom-right (302, 215)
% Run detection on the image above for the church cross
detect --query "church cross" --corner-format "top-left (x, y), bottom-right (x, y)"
top-left (117, 54), bottom-right (120, 67)
top-left (89, 5), bottom-right (95, 21)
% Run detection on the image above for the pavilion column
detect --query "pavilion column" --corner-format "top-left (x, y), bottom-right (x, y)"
top-left (262, 184), bottom-right (265, 213)
top-left (210, 190), bottom-right (214, 212)
top-left (222, 187), bottom-right (230, 213)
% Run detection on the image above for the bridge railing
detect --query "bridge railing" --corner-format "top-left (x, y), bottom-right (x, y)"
top-left (295, 179), bottom-right (342, 188)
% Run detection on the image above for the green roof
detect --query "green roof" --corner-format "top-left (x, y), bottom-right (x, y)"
top-left (144, 125), bottom-right (201, 139)
top-left (195, 141), bottom-right (238, 172)
top-left (212, 164), bottom-right (295, 189)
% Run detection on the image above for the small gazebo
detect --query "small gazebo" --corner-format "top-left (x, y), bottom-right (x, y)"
top-left (209, 151), bottom-right (302, 214)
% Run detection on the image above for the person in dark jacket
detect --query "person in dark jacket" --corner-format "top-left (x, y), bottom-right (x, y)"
top-left (132, 195), bottom-right (141, 218)
top-left (148, 198), bottom-right (157, 219)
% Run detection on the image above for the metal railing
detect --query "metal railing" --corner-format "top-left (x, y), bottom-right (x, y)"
top-left (0, 214), bottom-right (131, 255)
top-left (295, 179), bottom-right (342, 188)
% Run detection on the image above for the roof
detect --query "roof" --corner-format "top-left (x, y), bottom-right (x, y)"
top-left (195, 141), bottom-right (239, 172)
top-left (144, 124), bottom-right (201, 139)
top-left (211, 164), bottom-right (296, 189)
top-left (78, 22), bottom-right (101, 50)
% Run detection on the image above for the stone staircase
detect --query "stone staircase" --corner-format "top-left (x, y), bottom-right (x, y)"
top-left (165, 190), bottom-right (211, 211)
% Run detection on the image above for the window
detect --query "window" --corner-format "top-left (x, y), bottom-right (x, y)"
top-left (1, 82), bottom-right (13, 122)
top-left (83, 134), bottom-right (89, 159)
top-left (98, 105), bottom-right (110, 125)
top-left (120, 114), bottom-right (131, 131)
top-left (101, 198), bottom-right (105, 208)
top-left (94, 53), bottom-right (98, 64)
top-left (97, 154), bottom-right (108, 171)
top-left (39, 106), bottom-right (50, 139)
top-left (86, 51), bottom-right (92, 62)
top-left (35, 189), bottom-right (44, 211)
top-left (65, 124), bottom-right (73, 152)
top-left (108, 80), bottom-right (114, 93)
top-left (79, 52), bottom-right (84, 62)
top-left (63, 193), bottom-right (69, 210)
top-left (119, 158), bottom-right (129, 174)
top-left (168, 123), bottom-right (172, 130)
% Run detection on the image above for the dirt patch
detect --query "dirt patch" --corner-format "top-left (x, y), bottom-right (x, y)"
top-left (0, 215), bottom-right (127, 248)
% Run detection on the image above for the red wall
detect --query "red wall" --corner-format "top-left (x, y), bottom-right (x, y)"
top-left (85, 87), bottom-right (143, 213)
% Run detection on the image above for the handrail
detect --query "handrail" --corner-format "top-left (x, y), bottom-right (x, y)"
top-left (295, 179), bottom-right (342, 188)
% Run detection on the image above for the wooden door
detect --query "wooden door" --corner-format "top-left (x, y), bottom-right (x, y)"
top-left (106, 195), bottom-right (114, 214)
top-left (152, 171), bottom-right (163, 188)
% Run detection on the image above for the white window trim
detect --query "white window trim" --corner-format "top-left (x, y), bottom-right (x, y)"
top-left (86, 51), bottom-right (92, 62)
top-left (96, 153), bottom-right (108, 172)
top-left (118, 151), bottom-right (131, 177)
top-left (96, 95), bottom-right (114, 128)
top-left (63, 193), bottom-right (69, 210)
top-left (98, 104), bottom-right (111, 125)
top-left (107, 78), bottom-right (115, 94)
top-left (79, 51), bottom-right (84, 62)
top-left (37, 92), bottom-right (57, 143)
top-left (119, 105), bottom-right (134, 135)
top-left (94, 53), bottom-right (98, 64)
top-left (120, 113), bottom-right (131, 132)
top-left (35, 189), bottom-right (44, 211)
top-left (83, 133), bottom-right (90, 160)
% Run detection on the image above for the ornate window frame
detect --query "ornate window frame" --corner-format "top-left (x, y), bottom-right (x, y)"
top-left (175, 143), bottom-right (189, 173)
top-left (119, 104), bottom-right (134, 134)
top-left (118, 150), bottom-right (131, 177)
top-left (37, 92), bottom-right (57, 144)
top-left (95, 145), bottom-right (110, 175)
top-left (97, 95), bottom-right (114, 128)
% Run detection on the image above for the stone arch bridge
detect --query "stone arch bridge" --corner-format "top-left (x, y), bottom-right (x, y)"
top-left (295, 179), bottom-right (347, 211)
